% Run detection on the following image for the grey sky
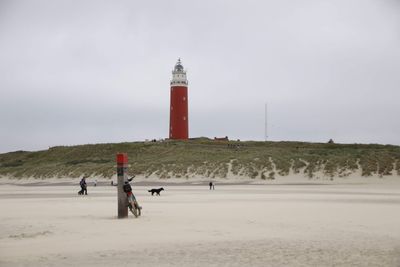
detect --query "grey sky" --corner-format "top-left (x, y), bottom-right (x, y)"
top-left (0, 0), bottom-right (399, 153)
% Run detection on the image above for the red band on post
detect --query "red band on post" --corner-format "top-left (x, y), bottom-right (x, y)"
top-left (116, 153), bottom-right (128, 165)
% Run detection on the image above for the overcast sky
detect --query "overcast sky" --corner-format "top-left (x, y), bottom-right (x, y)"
top-left (0, 0), bottom-right (399, 153)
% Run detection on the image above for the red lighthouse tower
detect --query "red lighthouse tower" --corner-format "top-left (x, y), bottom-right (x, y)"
top-left (169, 59), bottom-right (189, 140)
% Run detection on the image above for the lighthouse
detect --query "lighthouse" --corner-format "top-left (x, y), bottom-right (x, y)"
top-left (169, 59), bottom-right (189, 140)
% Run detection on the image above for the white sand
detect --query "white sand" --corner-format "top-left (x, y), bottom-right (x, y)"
top-left (1, 179), bottom-right (400, 266)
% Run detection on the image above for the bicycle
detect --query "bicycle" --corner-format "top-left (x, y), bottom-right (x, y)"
top-left (127, 191), bottom-right (142, 217)
top-left (123, 176), bottom-right (142, 218)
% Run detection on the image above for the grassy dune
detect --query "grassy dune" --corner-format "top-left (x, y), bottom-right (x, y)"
top-left (0, 139), bottom-right (399, 179)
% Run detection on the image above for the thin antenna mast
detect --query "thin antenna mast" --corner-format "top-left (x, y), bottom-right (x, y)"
top-left (264, 103), bottom-right (268, 141)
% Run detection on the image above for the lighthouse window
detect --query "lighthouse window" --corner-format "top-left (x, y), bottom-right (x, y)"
top-left (183, 116), bottom-right (186, 121)
top-left (183, 97), bottom-right (186, 101)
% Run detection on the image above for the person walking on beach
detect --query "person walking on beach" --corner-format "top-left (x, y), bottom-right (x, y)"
top-left (209, 182), bottom-right (213, 190)
top-left (79, 176), bottom-right (88, 195)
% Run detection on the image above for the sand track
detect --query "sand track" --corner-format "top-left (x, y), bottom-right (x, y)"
top-left (1, 182), bottom-right (400, 266)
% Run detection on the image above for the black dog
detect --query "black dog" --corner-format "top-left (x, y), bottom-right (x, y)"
top-left (148, 188), bottom-right (164, 196)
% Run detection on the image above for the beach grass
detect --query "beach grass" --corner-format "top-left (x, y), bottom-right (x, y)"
top-left (0, 139), bottom-right (399, 179)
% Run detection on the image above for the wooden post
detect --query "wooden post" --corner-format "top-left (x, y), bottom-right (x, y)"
top-left (116, 153), bottom-right (128, 218)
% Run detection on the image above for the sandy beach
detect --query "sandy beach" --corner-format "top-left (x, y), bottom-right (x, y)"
top-left (1, 178), bottom-right (400, 267)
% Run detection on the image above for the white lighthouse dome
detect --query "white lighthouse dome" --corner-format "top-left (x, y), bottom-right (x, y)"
top-left (171, 58), bottom-right (188, 86)
top-left (174, 59), bottom-right (184, 72)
